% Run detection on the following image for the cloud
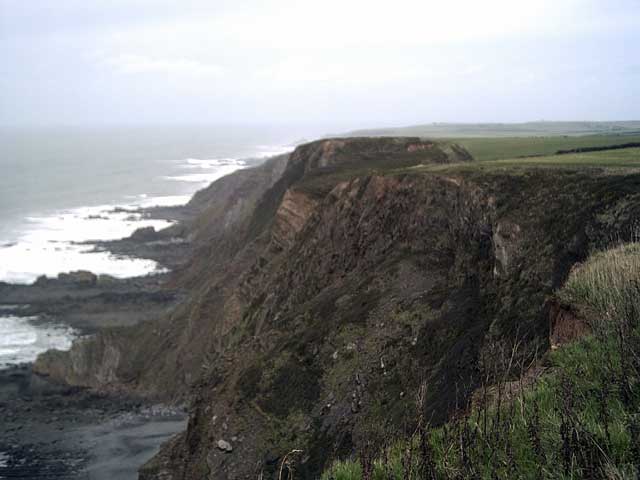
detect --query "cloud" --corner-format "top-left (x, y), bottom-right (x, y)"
top-left (103, 54), bottom-right (224, 77)
top-left (97, 0), bottom-right (567, 53)
top-left (1, 0), bottom-right (638, 126)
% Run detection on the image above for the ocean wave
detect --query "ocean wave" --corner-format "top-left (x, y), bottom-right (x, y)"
top-left (136, 195), bottom-right (192, 208)
top-left (164, 162), bottom-right (247, 184)
top-left (181, 157), bottom-right (243, 169)
top-left (0, 241), bottom-right (165, 285)
top-left (0, 202), bottom-right (174, 284)
top-left (0, 144), bottom-right (288, 284)
top-left (253, 145), bottom-right (294, 158)
top-left (23, 204), bottom-right (174, 244)
top-left (0, 315), bottom-right (76, 369)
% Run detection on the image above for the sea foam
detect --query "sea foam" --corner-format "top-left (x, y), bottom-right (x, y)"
top-left (0, 202), bottom-right (173, 284)
top-left (0, 315), bottom-right (76, 368)
top-left (164, 157), bottom-right (247, 183)
top-left (0, 155), bottom-right (255, 284)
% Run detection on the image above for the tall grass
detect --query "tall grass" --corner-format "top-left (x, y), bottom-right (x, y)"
top-left (558, 242), bottom-right (640, 333)
top-left (321, 243), bottom-right (640, 479)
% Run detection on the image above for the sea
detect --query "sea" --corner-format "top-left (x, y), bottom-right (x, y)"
top-left (0, 124), bottom-right (310, 368)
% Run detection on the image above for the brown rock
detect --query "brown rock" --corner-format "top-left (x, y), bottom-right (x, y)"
top-left (549, 300), bottom-right (591, 349)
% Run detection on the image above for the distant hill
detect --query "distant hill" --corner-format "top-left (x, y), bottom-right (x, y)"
top-left (338, 121), bottom-right (640, 138)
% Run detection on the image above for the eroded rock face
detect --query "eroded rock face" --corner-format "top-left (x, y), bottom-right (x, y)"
top-left (271, 189), bottom-right (318, 249)
top-left (34, 331), bottom-right (127, 389)
top-left (130, 226), bottom-right (159, 242)
top-left (492, 221), bottom-right (522, 277)
top-left (287, 136), bottom-right (473, 175)
top-left (548, 301), bottom-right (592, 350)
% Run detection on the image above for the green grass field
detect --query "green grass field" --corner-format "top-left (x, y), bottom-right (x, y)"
top-left (345, 121), bottom-right (640, 140)
top-left (392, 147), bottom-right (640, 180)
top-left (454, 134), bottom-right (640, 162)
top-left (462, 146), bottom-right (640, 170)
top-left (341, 122), bottom-right (640, 162)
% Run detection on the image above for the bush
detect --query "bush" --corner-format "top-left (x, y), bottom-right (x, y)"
top-left (558, 242), bottom-right (640, 332)
top-left (322, 460), bottom-right (362, 480)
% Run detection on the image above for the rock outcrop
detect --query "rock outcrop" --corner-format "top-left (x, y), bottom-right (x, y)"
top-left (271, 189), bottom-right (318, 249)
top-left (548, 300), bottom-right (592, 349)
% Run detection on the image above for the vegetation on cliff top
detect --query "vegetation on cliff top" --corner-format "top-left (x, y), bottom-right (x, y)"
top-left (345, 121), bottom-right (640, 141)
top-left (404, 146), bottom-right (640, 176)
top-left (321, 242), bottom-right (640, 480)
top-left (454, 146), bottom-right (640, 171)
top-left (344, 122), bottom-right (640, 161)
top-left (456, 134), bottom-right (640, 162)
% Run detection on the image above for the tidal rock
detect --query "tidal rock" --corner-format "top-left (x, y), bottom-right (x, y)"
top-left (57, 270), bottom-right (97, 287)
top-left (130, 226), bottom-right (158, 242)
top-left (96, 274), bottom-right (119, 287)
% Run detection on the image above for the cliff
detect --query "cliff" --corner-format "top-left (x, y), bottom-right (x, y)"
top-left (33, 138), bottom-right (640, 479)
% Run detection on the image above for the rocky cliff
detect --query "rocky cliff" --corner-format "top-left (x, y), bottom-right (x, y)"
top-left (33, 137), bottom-right (640, 479)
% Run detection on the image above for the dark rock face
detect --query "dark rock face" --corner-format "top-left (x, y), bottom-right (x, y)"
top-left (548, 301), bottom-right (592, 349)
top-left (0, 272), bottom-right (179, 337)
top-left (30, 138), bottom-right (640, 479)
top-left (130, 226), bottom-right (160, 242)
top-left (34, 270), bottom-right (98, 287)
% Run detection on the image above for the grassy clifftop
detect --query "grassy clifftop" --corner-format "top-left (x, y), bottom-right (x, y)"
top-left (343, 121), bottom-right (640, 140)
top-left (455, 135), bottom-right (640, 162)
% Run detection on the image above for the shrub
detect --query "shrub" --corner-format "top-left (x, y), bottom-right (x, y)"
top-left (558, 242), bottom-right (640, 332)
top-left (321, 460), bottom-right (362, 480)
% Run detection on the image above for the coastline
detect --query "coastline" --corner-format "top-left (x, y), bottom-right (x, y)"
top-left (0, 174), bottom-right (209, 479)
top-left (0, 364), bottom-right (186, 479)
top-left (0, 201), bottom-right (193, 479)
top-left (0, 145), bottom-right (292, 479)
top-left (0, 174), bottom-right (210, 480)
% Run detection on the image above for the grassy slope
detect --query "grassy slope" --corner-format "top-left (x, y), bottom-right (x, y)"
top-left (477, 146), bottom-right (640, 169)
top-left (321, 238), bottom-right (640, 480)
top-left (395, 147), bottom-right (640, 176)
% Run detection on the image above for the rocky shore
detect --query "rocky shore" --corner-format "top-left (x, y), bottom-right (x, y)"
top-left (0, 364), bottom-right (186, 479)
top-left (0, 204), bottom-right (193, 479)
top-left (0, 149), bottom-right (293, 480)
top-left (0, 151), bottom-right (295, 478)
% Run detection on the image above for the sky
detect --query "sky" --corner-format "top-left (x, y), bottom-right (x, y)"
top-left (0, 0), bottom-right (639, 128)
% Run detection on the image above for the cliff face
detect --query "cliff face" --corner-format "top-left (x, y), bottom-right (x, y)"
top-left (34, 153), bottom-right (289, 396)
top-left (34, 138), bottom-right (467, 397)
top-left (33, 138), bottom-right (640, 479)
top-left (271, 189), bottom-right (318, 249)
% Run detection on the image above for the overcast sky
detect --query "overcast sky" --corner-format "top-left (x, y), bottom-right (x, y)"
top-left (1, 0), bottom-right (638, 128)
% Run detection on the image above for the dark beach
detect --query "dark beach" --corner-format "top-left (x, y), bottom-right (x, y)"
top-left (0, 364), bottom-right (186, 479)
